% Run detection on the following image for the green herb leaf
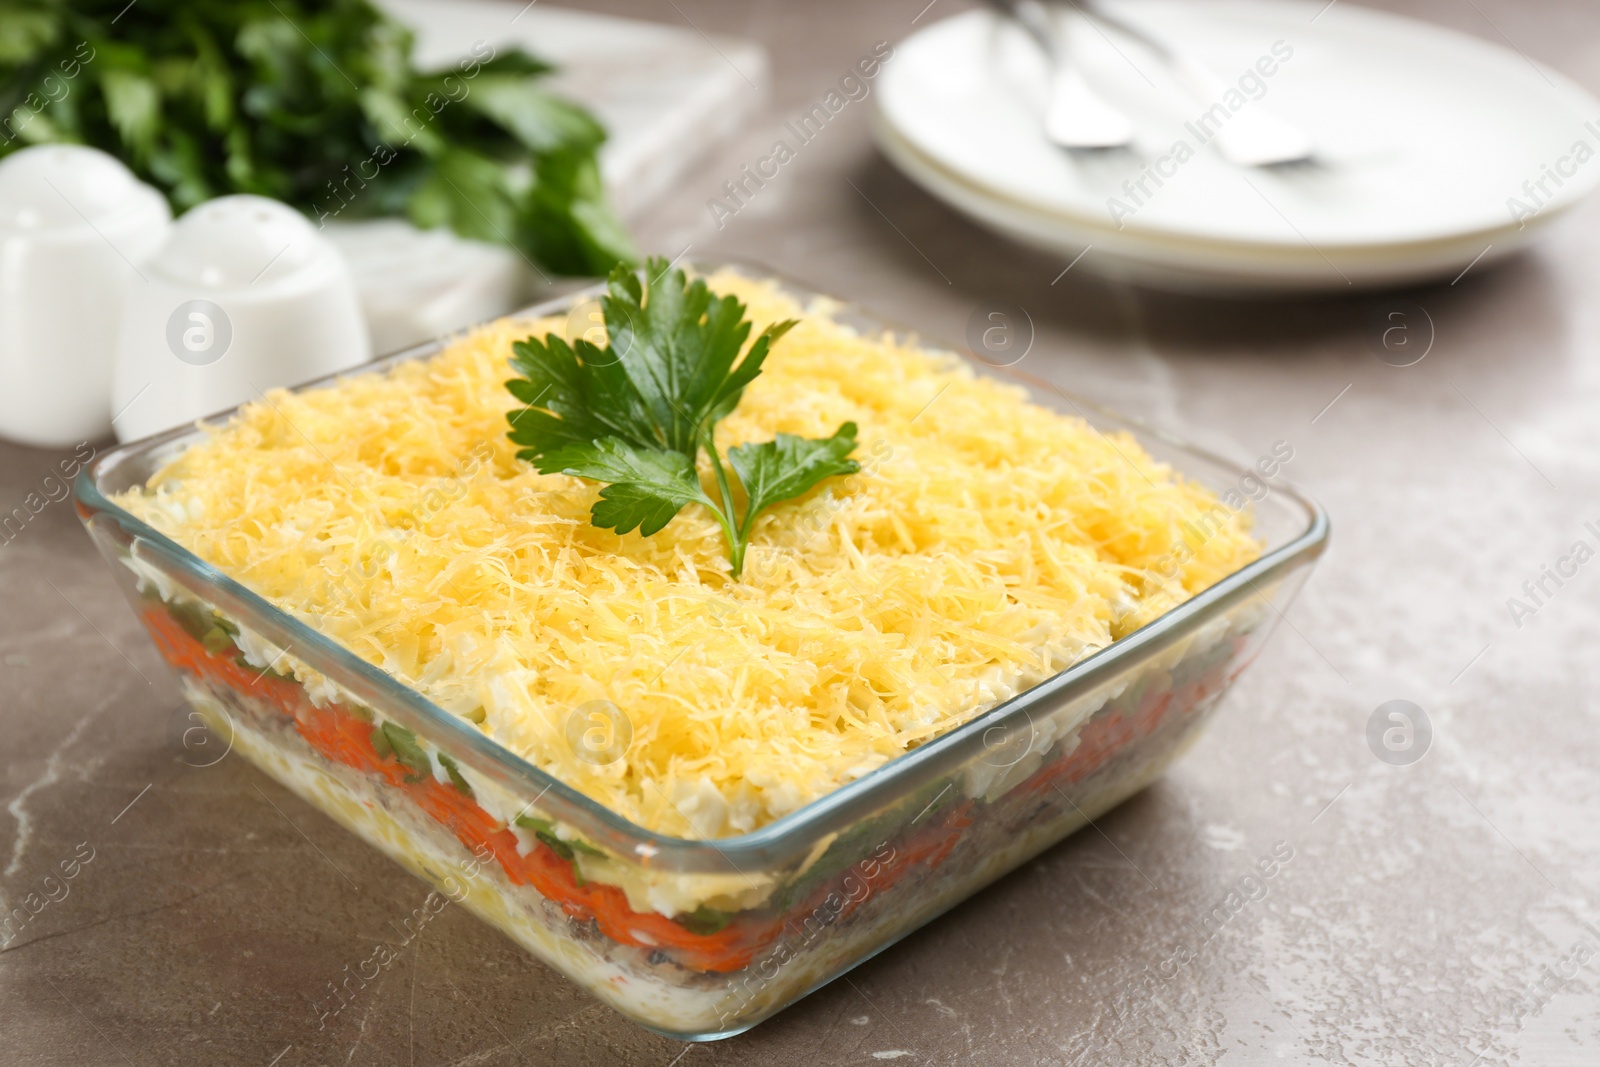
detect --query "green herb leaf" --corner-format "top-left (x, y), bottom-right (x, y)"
top-left (522, 145), bottom-right (639, 276)
top-left (0, 10), bottom-right (59, 66)
top-left (374, 721), bottom-right (431, 782)
top-left (543, 439), bottom-right (711, 538)
top-left (465, 75), bottom-right (603, 154)
top-left (597, 262), bottom-right (794, 457)
top-left (100, 68), bottom-right (161, 160)
top-left (729, 424), bottom-right (862, 541)
top-left (200, 626), bottom-right (235, 656)
top-left (506, 259), bottom-right (794, 462)
top-left (513, 813), bottom-right (553, 833)
top-left (168, 599), bottom-right (217, 642)
top-left (514, 814), bottom-right (602, 858)
top-left (435, 752), bottom-right (472, 796)
top-left (407, 145), bottom-right (516, 243)
top-left (506, 334), bottom-right (661, 458)
top-left (505, 259), bottom-right (856, 575)
top-left (675, 905), bottom-right (734, 935)
top-left (567, 837), bottom-right (605, 858)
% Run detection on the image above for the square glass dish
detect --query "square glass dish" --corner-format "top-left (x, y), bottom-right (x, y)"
top-left (74, 264), bottom-right (1327, 1040)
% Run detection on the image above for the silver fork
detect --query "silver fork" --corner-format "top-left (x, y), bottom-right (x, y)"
top-left (983, 0), bottom-right (1135, 150)
top-left (1076, 0), bottom-right (1315, 166)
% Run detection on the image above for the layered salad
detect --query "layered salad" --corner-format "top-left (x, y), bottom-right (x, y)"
top-left (112, 264), bottom-right (1263, 1032)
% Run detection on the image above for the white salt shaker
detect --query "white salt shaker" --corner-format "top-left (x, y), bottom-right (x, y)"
top-left (0, 145), bottom-right (171, 448)
top-left (110, 195), bottom-right (371, 442)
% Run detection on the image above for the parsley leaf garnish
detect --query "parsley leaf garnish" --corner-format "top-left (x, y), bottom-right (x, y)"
top-left (728, 431), bottom-right (864, 543)
top-left (506, 258), bottom-right (861, 576)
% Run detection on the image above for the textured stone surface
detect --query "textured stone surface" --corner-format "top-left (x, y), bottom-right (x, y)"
top-left (3, 1), bottom-right (1599, 1064)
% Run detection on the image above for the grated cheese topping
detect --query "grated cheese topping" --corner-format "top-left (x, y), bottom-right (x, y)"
top-left (120, 272), bottom-right (1260, 839)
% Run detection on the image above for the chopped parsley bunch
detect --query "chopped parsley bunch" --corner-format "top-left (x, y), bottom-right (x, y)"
top-left (0, 0), bottom-right (633, 274)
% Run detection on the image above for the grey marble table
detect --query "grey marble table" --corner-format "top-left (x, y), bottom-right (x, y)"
top-left (3, 1), bottom-right (1598, 1063)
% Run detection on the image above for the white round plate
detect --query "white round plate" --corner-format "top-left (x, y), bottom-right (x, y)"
top-left (876, 1), bottom-right (1600, 292)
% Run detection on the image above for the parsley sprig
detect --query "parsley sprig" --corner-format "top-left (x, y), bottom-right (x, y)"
top-left (505, 260), bottom-right (860, 577)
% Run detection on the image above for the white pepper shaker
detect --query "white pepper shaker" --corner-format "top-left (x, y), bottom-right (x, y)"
top-left (110, 194), bottom-right (371, 442)
top-left (0, 145), bottom-right (171, 447)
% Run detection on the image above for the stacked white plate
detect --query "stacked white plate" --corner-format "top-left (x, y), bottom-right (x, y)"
top-left (875, 0), bottom-right (1600, 293)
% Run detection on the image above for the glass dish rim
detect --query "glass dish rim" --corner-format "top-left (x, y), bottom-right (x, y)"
top-left (74, 258), bottom-right (1330, 868)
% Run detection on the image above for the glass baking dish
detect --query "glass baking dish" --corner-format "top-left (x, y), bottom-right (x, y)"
top-left (73, 263), bottom-right (1327, 1040)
